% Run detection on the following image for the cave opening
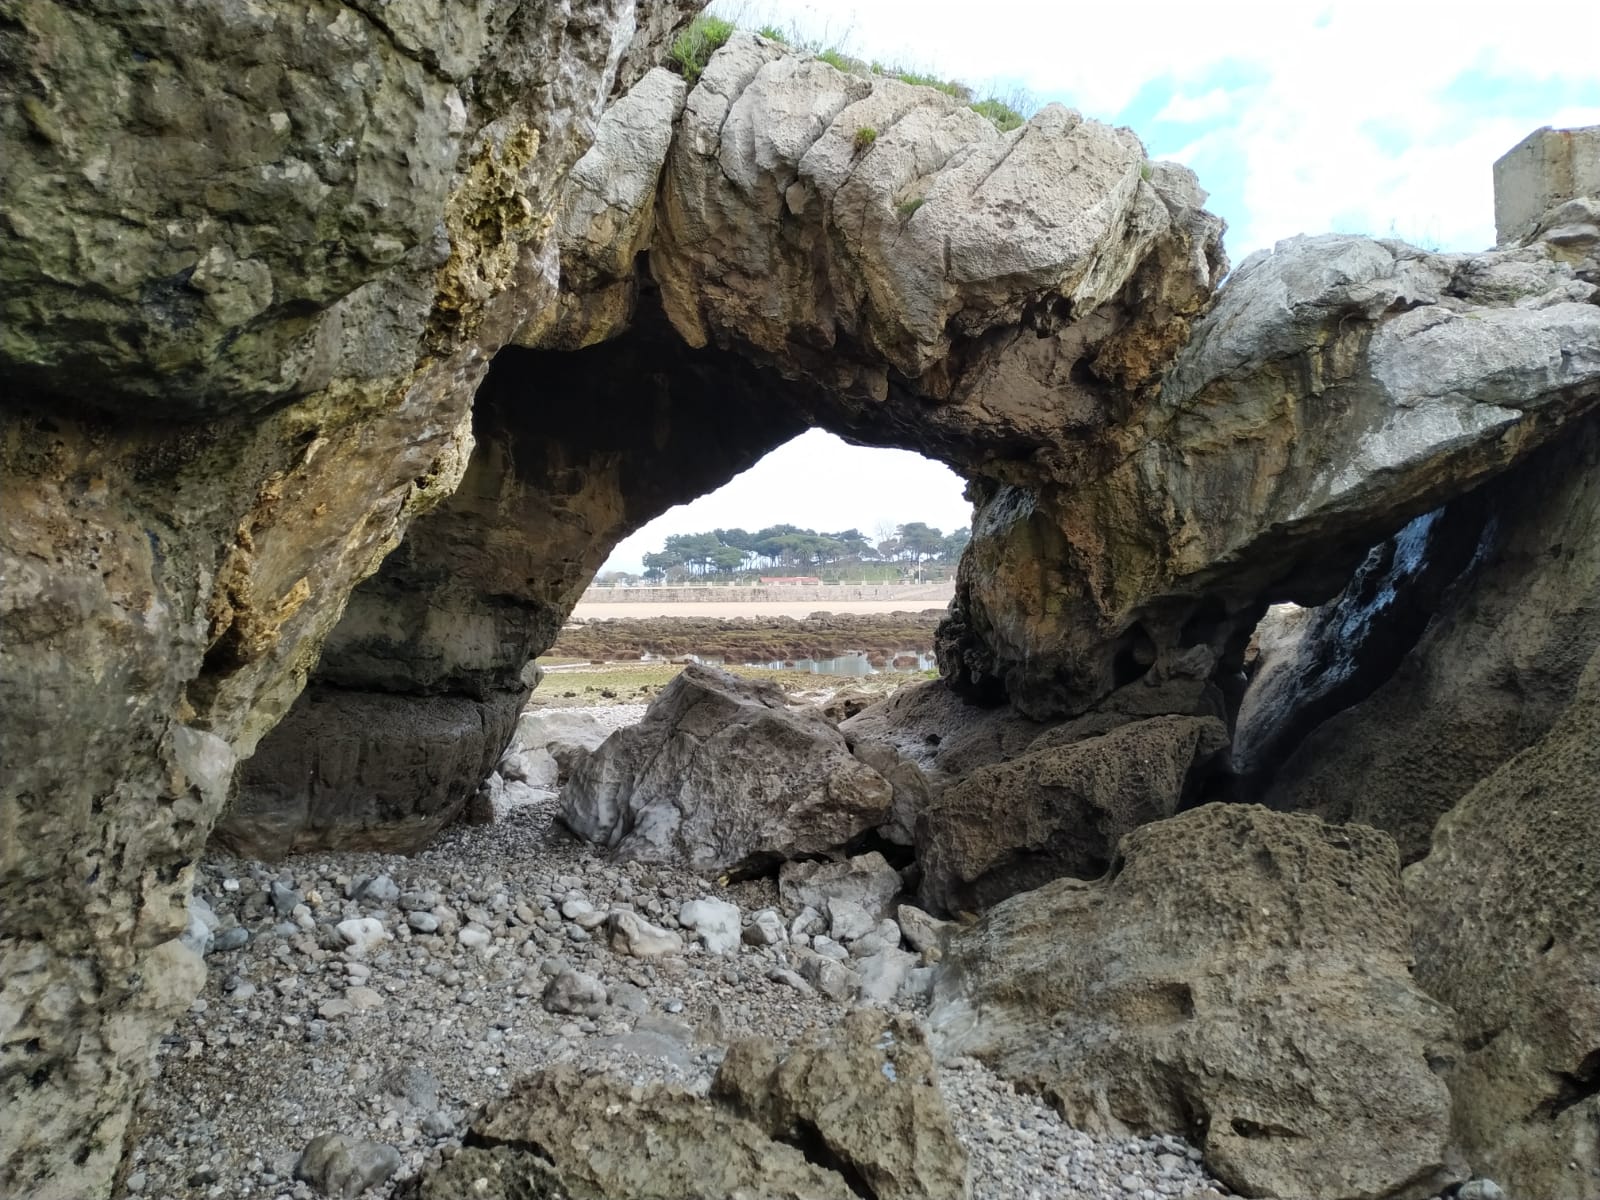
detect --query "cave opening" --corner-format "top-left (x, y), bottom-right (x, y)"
top-left (218, 293), bottom-right (978, 860)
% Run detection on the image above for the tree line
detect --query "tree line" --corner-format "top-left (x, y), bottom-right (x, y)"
top-left (634, 523), bottom-right (970, 580)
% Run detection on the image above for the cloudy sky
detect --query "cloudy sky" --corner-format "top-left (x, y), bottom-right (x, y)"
top-left (602, 0), bottom-right (1600, 574)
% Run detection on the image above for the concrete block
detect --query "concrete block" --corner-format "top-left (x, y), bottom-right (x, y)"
top-left (1493, 125), bottom-right (1600, 244)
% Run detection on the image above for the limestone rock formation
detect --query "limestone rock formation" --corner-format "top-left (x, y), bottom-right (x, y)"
top-left (406, 1011), bottom-right (968, 1199)
top-left (1406, 646), bottom-right (1600, 1200)
top-left (948, 229), bottom-right (1600, 718)
top-left (1247, 417), bottom-right (1600, 860)
top-left (0, 2), bottom-right (694, 1194)
top-left (930, 805), bottom-right (1460, 1200)
top-left (561, 664), bottom-right (893, 871)
top-left (3, 1), bottom-right (1597, 1187)
top-left (916, 715), bottom-right (1227, 914)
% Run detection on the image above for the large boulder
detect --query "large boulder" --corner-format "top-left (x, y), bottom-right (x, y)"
top-left (1252, 415), bottom-right (1600, 860)
top-left (930, 805), bottom-right (1460, 1200)
top-left (561, 664), bottom-right (892, 871)
top-left (214, 689), bottom-right (520, 857)
top-left (0, 3), bottom-right (694, 1194)
top-left (1405, 646), bottom-right (1600, 1200)
top-left (916, 714), bottom-right (1227, 915)
top-left (406, 1011), bottom-right (967, 1200)
top-left (713, 1011), bottom-right (968, 1200)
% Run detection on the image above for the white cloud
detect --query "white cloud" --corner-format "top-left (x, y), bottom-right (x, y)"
top-left (602, 430), bottom-right (972, 574)
top-left (718, 0), bottom-right (1600, 256)
top-left (1153, 88), bottom-right (1236, 126)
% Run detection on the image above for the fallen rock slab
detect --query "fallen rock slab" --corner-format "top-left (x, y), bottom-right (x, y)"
top-left (561, 664), bottom-right (892, 872)
top-left (778, 851), bottom-right (904, 920)
top-left (930, 804), bottom-right (1460, 1200)
top-left (916, 714), bottom-right (1227, 914)
top-left (406, 1011), bottom-right (968, 1199)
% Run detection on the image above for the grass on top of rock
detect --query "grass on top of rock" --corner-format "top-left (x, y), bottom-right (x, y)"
top-left (853, 125), bottom-right (878, 153)
top-left (695, 15), bottom-right (1035, 134)
top-left (968, 97), bottom-right (1026, 133)
top-left (669, 14), bottom-right (735, 86)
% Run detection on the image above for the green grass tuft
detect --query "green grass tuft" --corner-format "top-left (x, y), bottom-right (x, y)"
top-left (853, 126), bottom-right (878, 154)
top-left (969, 97), bottom-right (1025, 132)
top-left (670, 14), bottom-right (735, 86)
top-left (817, 46), bottom-right (854, 72)
top-left (894, 69), bottom-right (969, 100)
top-left (898, 197), bottom-right (926, 219)
top-left (756, 24), bottom-right (788, 43)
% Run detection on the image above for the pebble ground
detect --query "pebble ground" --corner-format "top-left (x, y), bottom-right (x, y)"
top-left (126, 704), bottom-right (1230, 1200)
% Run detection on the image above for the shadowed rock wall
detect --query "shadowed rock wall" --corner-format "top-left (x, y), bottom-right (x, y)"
top-left (221, 296), bottom-right (810, 854)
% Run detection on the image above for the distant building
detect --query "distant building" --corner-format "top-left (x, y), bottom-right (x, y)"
top-left (759, 576), bottom-right (823, 585)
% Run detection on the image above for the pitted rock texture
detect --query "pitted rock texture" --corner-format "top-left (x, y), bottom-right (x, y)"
top-left (406, 1010), bottom-right (968, 1200)
top-left (712, 1010), bottom-right (969, 1200)
top-left (0, 2), bottom-right (693, 1195)
top-left (930, 805), bottom-right (1460, 1200)
top-left (1252, 416), bottom-right (1600, 860)
top-left (561, 664), bottom-right (893, 871)
top-left (1406, 646), bottom-right (1600, 1200)
top-left (915, 714), bottom-right (1227, 915)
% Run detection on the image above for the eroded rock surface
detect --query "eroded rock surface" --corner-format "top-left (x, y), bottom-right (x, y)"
top-left (916, 714), bottom-right (1227, 914)
top-left (407, 1010), bottom-right (968, 1200)
top-left (561, 664), bottom-right (893, 871)
top-left (949, 230), bottom-right (1600, 717)
top-left (931, 805), bottom-right (1460, 1200)
top-left (1406, 646), bottom-right (1600, 1200)
top-left (0, 2), bottom-right (692, 1193)
top-left (1253, 417), bottom-right (1600, 860)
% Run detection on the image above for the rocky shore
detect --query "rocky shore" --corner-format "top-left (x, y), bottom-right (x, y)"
top-left (127, 703), bottom-right (1226, 1200)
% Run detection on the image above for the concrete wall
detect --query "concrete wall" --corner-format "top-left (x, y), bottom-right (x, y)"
top-left (578, 582), bottom-right (956, 604)
top-left (1493, 125), bottom-right (1600, 243)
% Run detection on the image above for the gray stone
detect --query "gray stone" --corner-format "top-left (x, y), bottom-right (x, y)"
top-left (269, 883), bottom-right (302, 920)
top-left (562, 666), bottom-right (892, 872)
top-left (335, 919), bottom-right (387, 955)
top-left (677, 897), bottom-right (741, 956)
top-left (856, 947), bottom-right (919, 1007)
top-left (209, 927), bottom-right (249, 954)
top-left (779, 852), bottom-right (904, 921)
top-left (741, 909), bottom-right (786, 947)
top-left (293, 1133), bottom-right (402, 1200)
top-left (541, 970), bottom-right (608, 1018)
top-left (607, 910), bottom-right (683, 959)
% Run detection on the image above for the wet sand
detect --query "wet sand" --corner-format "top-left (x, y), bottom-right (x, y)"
top-left (571, 598), bottom-right (951, 620)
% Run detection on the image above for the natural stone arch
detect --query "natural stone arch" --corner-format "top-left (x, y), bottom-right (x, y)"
top-left (3, 4), bottom-right (1598, 1193)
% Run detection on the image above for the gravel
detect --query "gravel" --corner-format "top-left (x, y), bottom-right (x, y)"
top-left (126, 704), bottom-right (1231, 1200)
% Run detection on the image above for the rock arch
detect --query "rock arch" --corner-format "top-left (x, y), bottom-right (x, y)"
top-left (2, 9), bottom-right (1598, 1196)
